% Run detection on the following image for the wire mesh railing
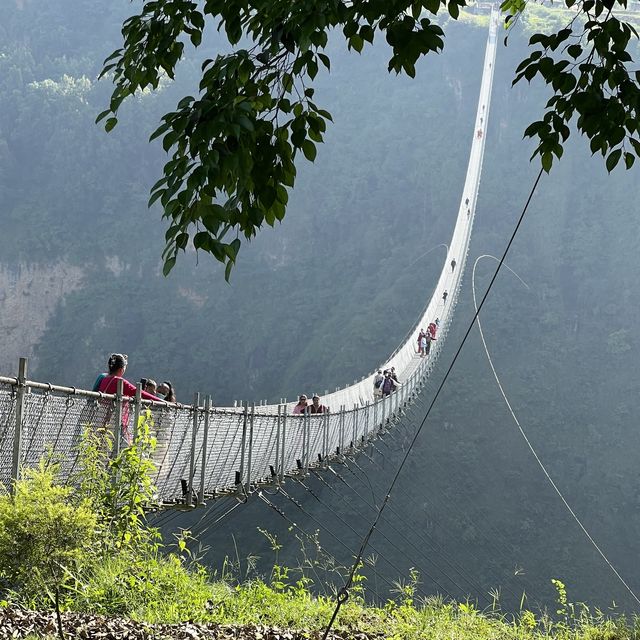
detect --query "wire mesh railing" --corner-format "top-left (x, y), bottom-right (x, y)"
top-left (0, 352), bottom-right (431, 506)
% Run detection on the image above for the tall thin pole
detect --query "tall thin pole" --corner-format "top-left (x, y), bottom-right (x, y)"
top-left (304, 409), bottom-right (310, 473)
top-left (322, 409), bottom-right (329, 467)
top-left (238, 401), bottom-right (248, 489)
top-left (274, 404), bottom-right (281, 482)
top-left (187, 392), bottom-right (200, 507)
top-left (365, 401), bottom-right (370, 443)
top-left (245, 403), bottom-right (254, 493)
top-left (112, 378), bottom-right (124, 458)
top-left (300, 411), bottom-right (307, 471)
top-left (198, 395), bottom-right (211, 504)
top-left (352, 404), bottom-right (358, 450)
top-left (133, 383), bottom-right (142, 442)
top-left (339, 405), bottom-right (345, 453)
top-left (11, 357), bottom-right (28, 494)
top-left (373, 398), bottom-right (378, 435)
top-left (280, 405), bottom-right (287, 481)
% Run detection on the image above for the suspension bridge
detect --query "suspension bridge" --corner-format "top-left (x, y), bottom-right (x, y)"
top-left (0, 11), bottom-right (499, 508)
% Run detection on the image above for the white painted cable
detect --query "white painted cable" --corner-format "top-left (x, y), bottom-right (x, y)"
top-left (472, 254), bottom-right (640, 606)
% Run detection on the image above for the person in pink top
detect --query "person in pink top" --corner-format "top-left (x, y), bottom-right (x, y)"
top-left (97, 353), bottom-right (162, 443)
top-left (292, 394), bottom-right (309, 415)
top-left (97, 353), bottom-right (162, 400)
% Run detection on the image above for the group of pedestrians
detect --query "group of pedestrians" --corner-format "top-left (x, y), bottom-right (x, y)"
top-left (92, 353), bottom-right (176, 403)
top-left (141, 378), bottom-right (176, 402)
top-left (418, 320), bottom-right (439, 357)
top-left (373, 367), bottom-right (400, 398)
top-left (293, 393), bottom-right (328, 414)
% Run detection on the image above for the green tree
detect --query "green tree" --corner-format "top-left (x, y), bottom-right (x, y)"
top-left (100, 0), bottom-right (640, 277)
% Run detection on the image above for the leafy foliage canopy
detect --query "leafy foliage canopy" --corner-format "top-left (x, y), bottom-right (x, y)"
top-left (100, 0), bottom-right (640, 275)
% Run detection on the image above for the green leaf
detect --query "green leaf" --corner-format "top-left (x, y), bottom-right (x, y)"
top-left (629, 137), bottom-right (640, 156)
top-left (606, 148), bottom-right (622, 172)
top-left (148, 190), bottom-right (165, 208)
top-left (224, 260), bottom-right (233, 282)
top-left (95, 109), bottom-right (111, 124)
top-left (163, 256), bottom-right (176, 277)
top-left (149, 123), bottom-right (171, 142)
top-left (318, 53), bottom-right (331, 70)
top-left (567, 44), bottom-right (582, 59)
top-left (302, 140), bottom-right (317, 162)
top-left (237, 115), bottom-right (254, 131)
top-left (104, 117), bottom-right (118, 132)
top-left (349, 34), bottom-right (364, 53)
top-left (624, 151), bottom-right (635, 169)
top-left (523, 121), bottom-right (543, 138)
top-left (193, 231), bottom-right (210, 250)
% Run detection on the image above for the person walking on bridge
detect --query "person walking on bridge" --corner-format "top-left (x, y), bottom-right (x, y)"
top-left (293, 395), bottom-right (309, 414)
top-left (442, 290), bottom-right (448, 304)
top-left (417, 330), bottom-right (425, 355)
top-left (97, 354), bottom-right (161, 401)
top-left (381, 371), bottom-right (395, 397)
top-left (309, 394), bottom-right (327, 414)
top-left (96, 353), bottom-right (163, 443)
top-left (373, 369), bottom-right (384, 396)
top-left (425, 331), bottom-right (436, 356)
top-left (450, 258), bottom-right (456, 273)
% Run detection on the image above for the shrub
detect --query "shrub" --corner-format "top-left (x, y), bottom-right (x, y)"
top-left (0, 461), bottom-right (97, 637)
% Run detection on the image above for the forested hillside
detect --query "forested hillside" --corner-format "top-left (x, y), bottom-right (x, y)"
top-left (2, 0), bottom-right (640, 614)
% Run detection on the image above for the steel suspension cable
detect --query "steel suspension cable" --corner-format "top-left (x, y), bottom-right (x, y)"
top-left (257, 490), bottom-right (385, 603)
top-left (471, 254), bottom-right (640, 607)
top-left (305, 471), bottom-right (488, 601)
top-left (382, 402), bottom-right (539, 589)
top-left (333, 456), bottom-right (526, 604)
top-left (293, 478), bottom-right (453, 600)
top-left (275, 486), bottom-right (402, 597)
top-left (320, 167), bottom-right (545, 640)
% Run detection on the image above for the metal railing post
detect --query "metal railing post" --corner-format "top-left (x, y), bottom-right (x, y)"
top-left (339, 405), bottom-right (345, 453)
top-left (365, 401), bottom-right (370, 442)
top-left (133, 383), bottom-right (142, 441)
top-left (299, 410), bottom-right (307, 472)
top-left (245, 403), bottom-right (255, 493)
top-left (237, 401), bottom-right (248, 490)
top-left (280, 405), bottom-right (287, 481)
top-left (352, 404), bottom-right (358, 451)
top-left (373, 398), bottom-right (378, 434)
top-left (11, 357), bottom-right (28, 493)
top-left (198, 395), bottom-right (211, 504)
top-left (187, 392), bottom-right (200, 507)
top-left (112, 378), bottom-right (124, 458)
top-left (274, 404), bottom-right (281, 483)
top-left (322, 410), bottom-right (328, 467)
top-left (304, 409), bottom-right (310, 473)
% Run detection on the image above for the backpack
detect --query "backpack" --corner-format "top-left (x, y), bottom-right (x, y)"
top-left (374, 377), bottom-right (383, 389)
top-left (382, 377), bottom-right (393, 393)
